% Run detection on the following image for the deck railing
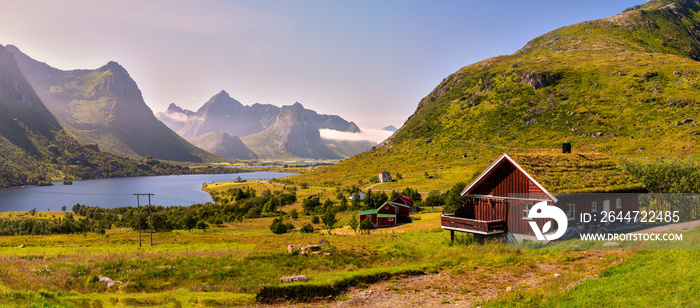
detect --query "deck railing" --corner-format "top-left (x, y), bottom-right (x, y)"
top-left (440, 214), bottom-right (505, 233)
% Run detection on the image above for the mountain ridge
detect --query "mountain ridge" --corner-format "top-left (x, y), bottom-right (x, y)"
top-left (160, 91), bottom-right (369, 159)
top-left (7, 45), bottom-right (222, 163)
top-left (169, 90), bottom-right (361, 140)
top-left (0, 44), bottom-right (225, 188)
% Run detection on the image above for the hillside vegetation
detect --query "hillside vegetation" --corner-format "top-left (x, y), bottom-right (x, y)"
top-left (291, 0), bottom-right (700, 190)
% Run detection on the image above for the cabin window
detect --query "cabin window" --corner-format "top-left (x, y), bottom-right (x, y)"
top-left (389, 218), bottom-right (393, 222)
top-left (567, 204), bottom-right (576, 220)
top-left (591, 201), bottom-right (597, 212)
top-left (521, 203), bottom-right (531, 218)
top-left (616, 198), bottom-right (622, 209)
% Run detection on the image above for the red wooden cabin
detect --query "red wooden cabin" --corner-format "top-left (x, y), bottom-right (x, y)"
top-left (441, 153), bottom-right (645, 242)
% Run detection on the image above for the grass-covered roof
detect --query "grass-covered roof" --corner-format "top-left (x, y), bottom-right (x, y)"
top-left (510, 153), bottom-right (645, 193)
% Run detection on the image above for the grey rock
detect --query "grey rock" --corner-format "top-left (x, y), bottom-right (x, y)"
top-left (280, 275), bottom-right (309, 283)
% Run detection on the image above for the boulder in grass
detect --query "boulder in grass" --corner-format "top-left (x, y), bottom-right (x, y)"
top-left (98, 275), bottom-right (122, 288)
top-left (302, 245), bottom-right (322, 252)
top-left (280, 275), bottom-right (309, 283)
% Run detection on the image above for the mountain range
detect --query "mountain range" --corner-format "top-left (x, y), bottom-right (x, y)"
top-left (6, 45), bottom-right (372, 162)
top-left (290, 0), bottom-right (700, 186)
top-left (7, 45), bottom-right (219, 163)
top-left (0, 43), bottom-right (221, 188)
top-left (157, 91), bottom-right (373, 160)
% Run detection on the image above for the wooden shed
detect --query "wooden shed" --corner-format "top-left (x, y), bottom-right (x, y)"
top-left (392, 195), bottom-right (415, 208)
top-left (441, 153), bottom-right (646, 242)
top-left (377, 201), bottom-right (413, 223)
top-left (359, 209), bottom-right (398, 228)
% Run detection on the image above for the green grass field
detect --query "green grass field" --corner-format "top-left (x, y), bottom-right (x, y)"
top-left (0, 180), bottom-right (698, 307)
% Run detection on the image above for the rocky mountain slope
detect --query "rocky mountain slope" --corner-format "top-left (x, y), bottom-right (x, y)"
top-left (7, 45), bottom-right (221, 163)
top-left (241, 103), bottom-right (341, 159)
top-left (190, 131), bottom-right (258, 160)
top-left (290, 0), bottom-right (700, 186)
top-left (0, 44), bottom-right (218, 188)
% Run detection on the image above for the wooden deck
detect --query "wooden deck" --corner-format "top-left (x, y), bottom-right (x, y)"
top-left (440, 214), bottom-right (506, 235)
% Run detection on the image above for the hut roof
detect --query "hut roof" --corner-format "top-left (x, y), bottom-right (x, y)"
top-left (508, 153), bottom-right (645, 194)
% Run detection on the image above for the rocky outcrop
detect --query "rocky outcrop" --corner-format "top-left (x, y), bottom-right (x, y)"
top-left (516, 71), bottom-right (557, 89)
top-left (280, 275), bottom-right (309, 283)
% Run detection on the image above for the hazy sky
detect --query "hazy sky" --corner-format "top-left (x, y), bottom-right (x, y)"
top-left (0, 0), bottom-right (644, 129)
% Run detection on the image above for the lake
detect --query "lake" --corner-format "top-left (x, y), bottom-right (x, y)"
top-left (0, 172), bottom-right (293, 212)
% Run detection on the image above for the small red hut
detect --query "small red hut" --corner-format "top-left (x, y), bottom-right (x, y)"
top-left (359, 200), bottom-right (414, 228)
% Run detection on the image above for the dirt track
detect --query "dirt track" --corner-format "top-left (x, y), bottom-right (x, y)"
top-left (249, 250), bottom-right (630, 308)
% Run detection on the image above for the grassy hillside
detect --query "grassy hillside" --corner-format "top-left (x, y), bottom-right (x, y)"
top-left (289, 0), bottom-right (700, 191)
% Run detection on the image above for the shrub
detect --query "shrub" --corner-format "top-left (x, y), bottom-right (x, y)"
top-left (347, 215), bottom-right (359, 235)
top-left (423, 190), bottom-right (444, 207)
top-left (322, 211), bottom-right (338, 234)
top-left (302, 196), bottom-right (321, 214)
top-left (270, 217), bottom-right (294, 234)
top-left (300, 223), bottom-right (314, 233)
top-left (196, 221), bottom-right (208, 230)
top-left (311, 216), bottom-right (320, 224)
top-left (359, 217), bottom-right (374, 234)
top-left (443, 182), bottom-right (467, 214)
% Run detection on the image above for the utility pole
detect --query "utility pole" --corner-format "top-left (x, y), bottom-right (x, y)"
top-left (134, 193), bottom-right (155, 247)
top-left (148, 193), bottom-right (153, 247)
top-left (135, 194), bottom-right (141, 247)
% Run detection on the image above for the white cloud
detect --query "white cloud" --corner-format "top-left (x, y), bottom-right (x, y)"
top-left (319, 128), bottom-right (393, 144)
top-left (156, 110), bottom-right (193, 123)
